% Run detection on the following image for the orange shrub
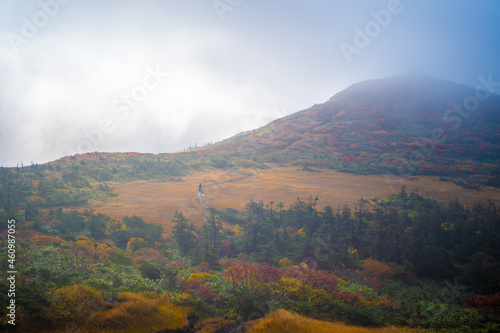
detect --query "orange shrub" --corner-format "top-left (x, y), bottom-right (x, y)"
top-left (32, 234), bottom-right (68, 245)
top-left (363, 259), bottom-right (394, 280)
top-left (74, 238), bottom-right (112, 261)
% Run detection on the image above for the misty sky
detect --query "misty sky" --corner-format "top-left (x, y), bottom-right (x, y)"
top-left (1, 0), bottom-right (499, 166)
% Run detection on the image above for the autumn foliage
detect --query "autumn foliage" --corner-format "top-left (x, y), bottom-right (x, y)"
top-left (363, 259), bottom-right (394, 280)
top-left (464, 293), bottom-right (500, 315)
top-left (45, 285), bottom-right (107, 323)
top-left (31, 234), bottom-right (68, 245)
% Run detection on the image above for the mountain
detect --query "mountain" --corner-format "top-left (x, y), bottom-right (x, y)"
top-left (207, 73), bottom-right (500, 187)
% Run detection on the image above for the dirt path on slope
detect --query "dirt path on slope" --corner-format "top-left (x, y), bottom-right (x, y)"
top-left (198, 169), bottom-right (257, 224)
top-left (86, 168), bottom-right (255, 235)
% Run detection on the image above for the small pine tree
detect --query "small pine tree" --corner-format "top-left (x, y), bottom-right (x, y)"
top-left (171, 212), bottom-right (196, 256)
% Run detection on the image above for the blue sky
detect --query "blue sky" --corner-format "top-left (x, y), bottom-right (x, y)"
top-left (0, 0), bottom-right (499, 166)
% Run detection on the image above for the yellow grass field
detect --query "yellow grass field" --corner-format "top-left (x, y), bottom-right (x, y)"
top-left (87, 165), bottom-right (500, 235)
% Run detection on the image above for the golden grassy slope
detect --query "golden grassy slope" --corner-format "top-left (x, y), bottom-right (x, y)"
top-left (247, 309), bottom-right (423, 333)
top-left (204, 166), bottom-right (500, 211)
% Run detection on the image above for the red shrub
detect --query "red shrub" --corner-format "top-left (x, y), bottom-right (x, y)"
top-left (181, 279), bottom-right (219, 305)
top-left (464, 293), bottom-right (500, 314)
top-left (221, 261), bottom-right (280, 286)
top-left (281, 264), bottom-right (339, 294)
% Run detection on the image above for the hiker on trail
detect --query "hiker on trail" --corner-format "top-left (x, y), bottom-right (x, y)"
top-left (199, 183), bottom-right (202, 192)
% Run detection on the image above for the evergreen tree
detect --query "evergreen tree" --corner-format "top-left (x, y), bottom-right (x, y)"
top-left (171, 212), bottom-right (196, 256)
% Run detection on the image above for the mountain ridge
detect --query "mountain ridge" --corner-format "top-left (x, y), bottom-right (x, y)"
top-left (205, 73), bottom-right (500, 187)
top-left (17, 73), bottom-right (500, 190)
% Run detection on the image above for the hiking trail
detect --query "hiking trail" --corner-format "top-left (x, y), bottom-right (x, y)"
top-left (198, 168), bottom-right (257, 224)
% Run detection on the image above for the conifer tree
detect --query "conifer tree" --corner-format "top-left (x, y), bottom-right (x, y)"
top-left (172, 212), bottom-right (196, 256)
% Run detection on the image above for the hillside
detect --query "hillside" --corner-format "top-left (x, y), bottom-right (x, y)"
top-left (207, 73), bottom-right (500, 188)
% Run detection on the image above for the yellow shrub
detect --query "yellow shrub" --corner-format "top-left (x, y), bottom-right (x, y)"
top-left (188, 272), bottom-right (217, 281)
top-left (348, 247), bottom-right (359, 260)
top-left (91, 292), bottom-right (188, 332)
top-left (45, 285), bottom-right (106, 323)
top-left (279, 257), bottom-right (293, 268)
top-left (234, 224), bottom-right (241, 236)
